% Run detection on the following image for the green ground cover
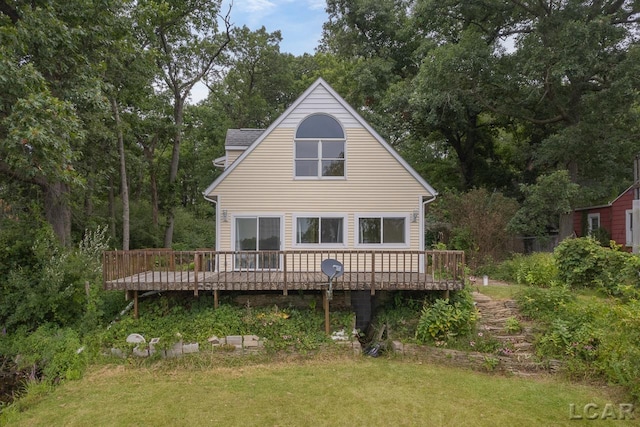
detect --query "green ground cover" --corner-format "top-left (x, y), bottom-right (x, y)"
top-left (3, 356), bottom-right (631, 427)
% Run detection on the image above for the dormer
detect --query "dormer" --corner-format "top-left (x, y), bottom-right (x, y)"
top-left (213, 128), bottom-right (265, 170)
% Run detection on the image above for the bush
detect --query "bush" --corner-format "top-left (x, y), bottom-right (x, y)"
top-left (515, 284), bottom-right (640, 400)
top-left (1, 324), bottom-right (88, 384)
top-left (554, 237), bottom-right (640, 295)
top-left (495, 253), bottom-right (558, 287)
top-left (515, 285), bottom-right (574, 321)
top-left (415, 289), bottom-right (478, 343)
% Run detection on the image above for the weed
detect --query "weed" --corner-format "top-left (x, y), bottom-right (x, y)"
top-left (503, 316), bottom-right (522, 334)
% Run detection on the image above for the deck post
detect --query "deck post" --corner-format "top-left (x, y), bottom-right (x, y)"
top-left (194, 253), bottom-right (199, 297)
top-left (214, 289), bottom-right (219, 309)
top-left (370, 252), bottom-right (376, 295)
top-left (323, 290), bottom-right (330, 335)
top-left (133, 290), bottom-right (139, 319)
top-left (283, 254), bottom-right (288, 296)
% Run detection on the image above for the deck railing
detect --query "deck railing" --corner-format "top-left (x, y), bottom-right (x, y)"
top-left (102, 249), bottom-right (465, 292)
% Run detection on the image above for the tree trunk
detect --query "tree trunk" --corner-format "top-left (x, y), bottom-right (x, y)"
top-left (108, 178), bottom-right (117, 243)
top-left (43, 181), bottom-right (71, 246)
top-left (163, 96), bottom-right (185, 248)
top-left (111, 98), bottom-right (130, 250)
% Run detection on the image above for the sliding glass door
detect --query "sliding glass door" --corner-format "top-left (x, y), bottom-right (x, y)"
top-left (235, 217), bottom-right (281, 270)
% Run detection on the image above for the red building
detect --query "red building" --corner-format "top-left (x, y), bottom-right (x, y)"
top-left (573, 186), bottom-right (635, 251)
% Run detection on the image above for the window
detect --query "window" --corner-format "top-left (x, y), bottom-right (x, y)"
top-left (235, 217), bottom-right (281, 269)
top-left (296, 216), bottom-right (344, 245)
top-left (358, 217), bottom-right (406, 245)
top-left (295, 115), bottom-right (345, 178)
top-left (587, 213), bottom-right (600, 235)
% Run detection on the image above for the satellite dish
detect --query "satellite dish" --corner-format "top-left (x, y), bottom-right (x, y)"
top-left (321, 258), bottom-right (344, 279)
top-left (321, 259), bottom-right (343, 302)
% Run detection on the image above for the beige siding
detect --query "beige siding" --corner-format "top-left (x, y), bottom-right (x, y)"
top-left (211, 127), bottom-right (430, 252)
top-left (225, 149), bottom-right (244, 168)
top-left (280, 85), bottom-right (361, 129)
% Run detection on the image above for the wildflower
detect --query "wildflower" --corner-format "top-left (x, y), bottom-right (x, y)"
top-left (470, 341), bottom-right (475, 347)
top-left (477, 332), bottom-right (483, 337)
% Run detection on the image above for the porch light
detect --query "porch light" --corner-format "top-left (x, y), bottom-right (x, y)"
top-left (221, 210), bottom-right (228, 222)
top-left (411, 209), bottom-right (419, 223)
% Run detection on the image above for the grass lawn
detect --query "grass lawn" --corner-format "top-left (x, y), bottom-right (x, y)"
top-left (471, 281), bottom-right (526, 300)
top-left (3, 354), bottom-right (632, 427)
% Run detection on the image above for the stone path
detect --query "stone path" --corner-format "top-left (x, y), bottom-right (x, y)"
top-left (472, 291), bottom-right (560, 376)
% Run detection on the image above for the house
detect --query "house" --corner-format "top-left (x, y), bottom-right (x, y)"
top-left (203, 77), bottom-right (438, 260)
top-left (102, 78), bottom-right (465, 327)
top-left (573, 185), bottom-right (636, 250)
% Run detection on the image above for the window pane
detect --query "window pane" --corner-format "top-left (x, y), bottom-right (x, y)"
top-left (383, 218), bottom-right (405, 243)
top-left (259, 217), bottom-right (280, 250)
top-left (296, 115), bottom-right (344, 139)
top-left (259, 217), bottom-right (280, 269)
top-left (236, 218), bottom-right (257, 250)
top-left (321, 218), bottom-right (343, 243)
top-left (297, 217), bottom-right (319, 243)
top-left (296, 160), bottom-right (318, 176)
top-left (359, 218), bottom-right (381, 243)
top-left (322, 141), bottom-right (344, 158)
top-left (322, 160), bottom-right (344, 176)
top-left (295, 141), bottom-right (318, 158)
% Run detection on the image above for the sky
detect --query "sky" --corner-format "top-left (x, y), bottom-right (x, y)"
top-left (190, 0), bottom-right (328, 103)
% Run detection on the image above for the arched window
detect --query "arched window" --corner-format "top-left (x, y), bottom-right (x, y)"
top-left (294, 114), bottom-right (345, 178)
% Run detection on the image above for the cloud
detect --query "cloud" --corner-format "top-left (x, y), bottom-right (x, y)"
top-left (306, 0), bottom-right (326, 11)
top-left (241, 0), bottom-right (276, 13)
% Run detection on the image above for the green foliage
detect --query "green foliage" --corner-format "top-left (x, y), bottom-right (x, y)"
top-left (427, 188), bottom-right (519, 269)
top-left (508, 170), bottom-right (579, 237)
top-left (516, 283), bottom-right (640, 400)
top-left (101, 296), bottom-right (336, 353)
top-left (0, 222), bottom-right (115, 332)
top-left (495, 253), bottom-right (558, 287)
top-left (515, 285), bottom-right (574, 321)
top-left (503, 317), bottom-right (522, 334)
top-left (0, 324), bottom-right (88, 384)
top-left (370, 292), bottom-right (424, 341)
top-left (554, 237), bottom-right (640, 295)
top-left (415, 289), bottom-right (477, 343)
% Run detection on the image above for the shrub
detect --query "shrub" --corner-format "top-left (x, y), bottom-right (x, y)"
top-left (554, 237), bottom-right (603, 288)
top-left (515, 285), bottom-right (574, 321)
top-left (1, 324), bottom-right (88, 384)
top-left (415, 289), bottom-right (477, 343)
top-left (496, 253), bottom-right (558, 287)
top-left (554, 237), bottom-right (640, 295)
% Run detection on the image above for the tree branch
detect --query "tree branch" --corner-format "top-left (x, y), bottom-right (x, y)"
top-left (0, 159), bottom-right (48, 187)
top-left (0, 0), bottom-right (20, 24)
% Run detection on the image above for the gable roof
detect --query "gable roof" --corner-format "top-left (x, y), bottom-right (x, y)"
top-left (574, 184), bottom-right (635, 211)
top-left (225, 128), bottom-right (264, 148)
top-left (203, 77), bottom-right (438, 197)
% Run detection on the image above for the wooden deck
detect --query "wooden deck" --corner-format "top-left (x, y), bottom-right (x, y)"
top-left (103, 249), bottom-right (466, 294)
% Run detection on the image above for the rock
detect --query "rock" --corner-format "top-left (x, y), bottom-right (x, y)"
top-left (126, 333), bottom-right (146, 344)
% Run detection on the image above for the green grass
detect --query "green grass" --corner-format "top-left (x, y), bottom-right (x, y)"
top-left (3, 355), bottom-right (631, 427)
top-left (473, 283), bottom-right (527, 300)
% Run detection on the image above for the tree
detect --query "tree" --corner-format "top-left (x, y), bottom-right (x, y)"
top-left (0, 1), bottom-right (120, 245)
top-left (133, 0), bottom-right (232, 248)
top-left (208, 26), bottom-right (296, 128)
top-left (508, 170), bottom-right (580, 239)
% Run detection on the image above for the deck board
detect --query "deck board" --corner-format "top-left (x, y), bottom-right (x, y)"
top-left (104, 270), bottom-right (464, 292)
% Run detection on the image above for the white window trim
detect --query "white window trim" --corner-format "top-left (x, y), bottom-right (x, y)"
top-left (293, 138), bottom-right (347, 180)
top-left (626, 209), bottom-right (633, 246)
top-left (354, 213), bottom-right (410, 248)
top-left (292, 213), bottom-right (348, 248)
top-left (231, 214), bottom-right (285, 271)
top-left (587, 213), bottom-right (601, 235)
